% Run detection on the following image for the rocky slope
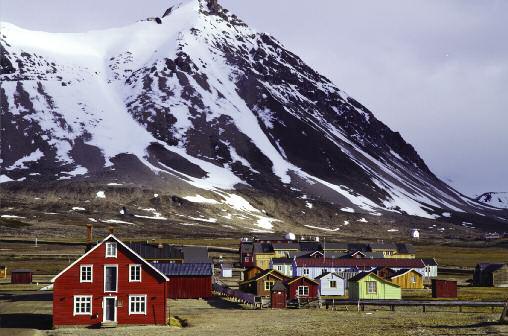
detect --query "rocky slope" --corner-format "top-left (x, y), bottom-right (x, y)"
top-left (476, 192), bottom-right (508, 209)
top-left (1, 0), bottom-right (506, 236)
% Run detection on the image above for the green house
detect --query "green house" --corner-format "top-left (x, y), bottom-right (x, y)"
top-left (348, 272), bottom-right (401, 300)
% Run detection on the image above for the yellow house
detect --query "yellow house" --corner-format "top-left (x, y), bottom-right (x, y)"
top-left (369, 243), bottom-right (416, 259)
top-left (389, 269), bottom-right (424, 289)
top-left (253, 243), bottom-right (275, 269)
top-left (272, 243), bottom-right (299, 258)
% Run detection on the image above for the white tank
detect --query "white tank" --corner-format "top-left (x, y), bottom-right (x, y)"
top-left (411, 229), bottom-right (420, 239)
top-left (284, 232), bottom-right (296, 241)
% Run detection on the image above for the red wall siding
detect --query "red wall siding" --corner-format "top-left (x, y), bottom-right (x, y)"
top-left (287, 278), bottom-right (319, 300)
top-left (168, 276), bottom-right (212, 299)
top-left (53, 241), bottom-right (168, 327)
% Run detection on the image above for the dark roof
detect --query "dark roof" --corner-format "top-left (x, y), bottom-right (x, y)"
top-left (242, 269), bottom-right (288, 284)
top-left (152, 263), bottom-right (212, 276)
top-left (348, 272), bottom-right (371, 282)
top-left (396, 243), bottom-right (416, 254)
top-left (240, 242), bottom-right (253, 253)
top-left (272, 243), bottom-right (300, 250)
top-left (482, 263), bottom-right (506, 273)
top-left (254, 234), bottom-right (288, 242)
top-left (253, 242), bottom-right (274, 253)
top-left (369, 243), bottom-right (398, 251)
top-left (315, 272), bottom-right (346, 280)
top-left (422, 258), bottom-right (438, 266)
top-left (271, 258), bottom-right (293, 265)
top-left (299, 241), bottom-right (321, 251)
top-left (389, 269), bottom-right (415, 278)
top-left (344, 251), bottom-right (385, 259)
top-left (11, 269), bottom-right (32, 273)
top-left (182, 246), bottom-right (211, 264)
top-left (322, 242), bottom-right (348, 250)
top-left (295, 258), bottom-right (425, 268)
top-left (271, 281), bottom-right (287, 291)
top-left (347, 243), bottom-right (369, 252)
top-left (127, 242), bottom-right (183, 260)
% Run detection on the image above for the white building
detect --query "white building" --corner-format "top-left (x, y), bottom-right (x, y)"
top-left (315, 272), bottom-right (346, 296)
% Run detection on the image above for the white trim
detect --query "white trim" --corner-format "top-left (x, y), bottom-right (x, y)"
top-left (105, 242), bottom-right (117, 258)
top-left (79, 265), bottom-right (93, 283)
top-left (297, 286), bottom-right (309, 296)
top-left (129, 264), bottom-right (142, 282)
top-left (73, 295), bottom-right (92, 316)
top-left (128, 295), bottom-right (147, 315)
top-left (51, 235), bottom-right (169, 283)
top-left (102, 296), bottom-right (117, 323)
top-left (104, 265), bottom-right (118, 293)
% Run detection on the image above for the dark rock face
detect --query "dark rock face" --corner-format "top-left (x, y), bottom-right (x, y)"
top-left (0, 1), bottom-right (504, 225)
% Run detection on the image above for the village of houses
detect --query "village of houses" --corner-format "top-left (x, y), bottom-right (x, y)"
top-left (0, 225), bottom-right (507, 335)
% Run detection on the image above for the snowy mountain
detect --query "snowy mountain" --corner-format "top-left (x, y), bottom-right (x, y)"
top-left (0, 0), bottom-right (506, 234)
top-left (476, 192), bottom-right (508, 209)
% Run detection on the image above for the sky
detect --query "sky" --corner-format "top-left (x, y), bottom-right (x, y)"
top-left (1, 0), bottom-right (507, 196)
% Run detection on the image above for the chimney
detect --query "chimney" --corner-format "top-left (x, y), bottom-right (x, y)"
top-left (108, 226), bottom-right (114, 235)
top-left (86, 224), bottom-right (93, 243)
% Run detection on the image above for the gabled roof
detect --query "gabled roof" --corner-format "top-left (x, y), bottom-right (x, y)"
top-left (127, 241), bottom-right (184, 260)
top-left (286, 276), bottom-right (319, 285)
top-left (298, 241), bottom-right (321, 251)
top-left (369, 243), bottom-right (398, 251)
top-left (422, 258), bottom-right (438, 266)
top-left (253, 242), bottom-right (274, 253)
top-left (481, 263), bottom-right (507, 273)
top-left (315, 272), bottom-right (345, 280)
top-left (153, 263), bottom-right (212, 276)
top-left (51, 235), bottom-right (169, 282)
top-left (240, 242), bottom-right (253, 253)
top-left (271, 258), bottom-right (293, 265)
top-left (240, 269), bottom-right (288, 284)
top-left (389, 269), bottom-right (420, 279)
top-left (271, 281), bottom-right (287, 291)
top-left (348, 272), bottom-right (400, 287)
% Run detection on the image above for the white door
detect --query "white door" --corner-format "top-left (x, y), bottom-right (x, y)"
top-left (103, 297), bottom-right (117, 323)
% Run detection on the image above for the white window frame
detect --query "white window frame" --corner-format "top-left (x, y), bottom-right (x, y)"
top-left (129, 295), bottom-right (147, 315)
top-left (129, 264), bottom-right (142, 282)
top-left (264, 281), bottom-right (275, 291)
top-left (303, 268), bottom-right (310, 275)
top-left (276, 265), bottom-right (283, 272)
top-left (105, 242), bottom-right (117, 258)
top-left (410, 275), bottom-right (417, 284)
top-left (80, 265), bottom-right (93, 283)
top-left (104, 265), bottom-right (118, 293)
top-left (329, 280), bottom-right (337, 288)
top-left (366, 281), bottom-right (377, 294)
top-left (73, 295), bottom-right (92, 316)
top-left (297, 286), bottom-right (309, 296)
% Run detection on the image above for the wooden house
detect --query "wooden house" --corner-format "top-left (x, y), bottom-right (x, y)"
top-left (389, 269), bottom-right (424, 289)
top-left (368, 243), bottom-right (398, 257)
top-left (270, 258), bottom-right (293, 277)
top-left (394, 243), bottom-right (416, 259)
top-left (239, 269), bottom-right (289, 297)
top-left (270, 281), bottom-right (287, 309)
top-left (153, 263), bottom-right (212, 299)
top-left (285, 276), bottom-right (319, 301)
top-left (11, 269), bottom-right (32, 284)
top-left (315, 272), bottom-right (345, 296)
top-left (0, 265), bottom-right (7, 279)
top-left (52, 235), bottom-right (169, 328)
top-left (422, 258), bottom-right (439, 278)
top-left (243, 266), bottom-right (263, 281)
top-left (432, 279), bottom-right (457, 298)
top-left (474, 263), bottom-right (508, 287)
top-left (253, 243), bottom-right (275, 270)
top-left (240, 241), bottom-right (254, 268)
top-left (349, 272), bottom-right (401, 300)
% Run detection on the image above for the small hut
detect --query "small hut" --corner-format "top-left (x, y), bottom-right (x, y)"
top-left (432, 279), bottom-right (457, 298)
top-left (349, 272), bottom-right (401, 300)
top-left (270, 281), bottom-right (287, 309)
top-left (11, 269), bottom-right (33, 284)
top-left (389, 269), bottom-right (424, 289)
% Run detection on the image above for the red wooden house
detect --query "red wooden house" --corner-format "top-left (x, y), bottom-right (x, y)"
top-left (285, 276), bottom-right (319, 301)
top-left (153, 263), bottom-right (213, 299)
top-left (51, 235), bottom-right (169, 328)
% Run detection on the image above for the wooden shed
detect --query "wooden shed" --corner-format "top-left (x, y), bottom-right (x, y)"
top-left (239, 269), bottom-right (289, 297)
top-left (432, 279), bottom-right (457, 298)
top-left (270, 281), bottom-right (287, 309)
top-left (474, 263), bottom-right (508, 287)
top-left (315, 272), bottom-right (346, 296)
top-left (11, 269), bottom-right (33, 284)
top-left (348, 272), bottom-right (401, 300)
top-left (0, 265), bottom-right (6, 279)
top-left (153, 263), bottom-right (213, 299)
top-left (389, 269), bottom-right (424, 289)
top-left (285, 276), bottom-right (319, 301)
top-left (243, 266), bottom-right (263, 281)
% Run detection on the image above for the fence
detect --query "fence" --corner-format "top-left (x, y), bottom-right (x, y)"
top-left (212, 282), bottom-right (256, 305)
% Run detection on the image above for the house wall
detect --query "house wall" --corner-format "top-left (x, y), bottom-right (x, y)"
top-left (493, 266), bottom-right (508, 287)
top-left (256, 274), bottom-right (284, 297)
top-left (53, 242), bottom-right (167, 327)
top-left (287, 278), bottom-right (319, 300)
top-left (11, 272), bottom-right (32, 284)
top-left (318, 274), bottom-right (345, 296)
top-left (424, 266), bottom-right (438, 278)
top-left (0, 267), bottom-right (7, 279)
top-left (168, 276), bottom-right (211, 299)
top-left (390, 271), bottom-right (423, 289)
top-left (385, 254), bottom-right (415, 259)
top-left (255, 253), bottom-right (274, 270)
top-left (296, 266), bottom-right (353, 279)
top-left (349, 275), bottom-right (401, 300)
top-left (271, 263), bottom-right (292, 277)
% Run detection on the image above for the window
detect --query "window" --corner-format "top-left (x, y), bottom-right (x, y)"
top-left (366, 281), bottom-right (377, 294)
top-left (80, 265), bottom-right (93, 283)
top-left (303, 268), bottom-right (310, 275)
top-left (264, 281), bottom-right (275, 291)
top-left (104, 265), bottom-right (118, 292)
top-left (410, 275), bottom-right (416, 284)
top-left (322, 269), bottom-right (327, 274)
top-left (297, 286), bottom-right (309, 296)
top-left (329, 280), bottom-right (337, 288)
top-left (276, 265), bottom-right (283, 272)
top-left (105, 242), bottom-right (117, 258)
top-left (129, 295), bottom-right (146, 314)
top-left (129, 265), bottom-right (141, 282)
top-left (425, 266), bottom-right (431, 274)
top-left (74, 296), bottom-right (92, 315)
